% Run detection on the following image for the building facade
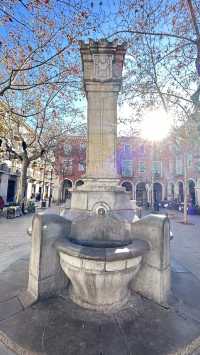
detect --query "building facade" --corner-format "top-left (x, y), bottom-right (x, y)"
top-left (0, 102), bottom-right (55, 205)
top-left (0, 157), bottom-right (54, 205)
top-left (55, 135), bottom-right (200, 207)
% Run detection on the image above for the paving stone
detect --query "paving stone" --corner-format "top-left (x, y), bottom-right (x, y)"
top-left (0, 297), bottom-right (22, 322)
top-left (0, 210), bottom-right (200, 354)
top-left (0, 342), bottom-right (15, 355)
top-left (0, 289), bottom-right (200, 355)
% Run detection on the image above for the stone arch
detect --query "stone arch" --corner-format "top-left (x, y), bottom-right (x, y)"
top-left (136, 182), bottom-right (147, 206)
top-left (75, 179), bottom-right (84, 187)
top-left (188, 179), bottom-right (196, 206)
top-left (153, 182), bottom-right (163, 203)
top-left (62, 179), bottom-right (73, 201)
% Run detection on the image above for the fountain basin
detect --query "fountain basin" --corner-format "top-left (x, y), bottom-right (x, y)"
top-left (56, 238), bottom-right (149, 311)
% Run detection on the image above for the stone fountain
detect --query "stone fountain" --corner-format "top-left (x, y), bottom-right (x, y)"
top-left (26, 39), bottom-right (171, 311)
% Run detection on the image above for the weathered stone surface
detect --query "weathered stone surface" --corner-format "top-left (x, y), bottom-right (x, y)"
top-left (55, 238), bottom-right (82, 257)
top-left (80, 40), bottom-right (126, 179)
top-left (69, 39), bottom-right (134, 212)
top-left (25, 38), bottom-right (171, 312)
top-left (70, 213), bottom-right (131, 243)
top-left (71, 188), bottom-right (133, 211)
top-left (131, 214), bottom-right (171, 304)
top-left (105, 239), bottom-right (150, 261)
top-left (1, 257), bottom-right (200, 355)
top-left (105, 259), bottom-right (126, 271)
top-left (79, 246), bottom-right (106, 260)
top-left (126, 256), bottom-right (142, 269)
top-left (0, 298), bottom-right (22, 322)
top-left (133, 265), bottom-right (171, 305)
top-left (58, 247), bottom-right (142, 310)
top-left (131, 214), bottom-right (170, 269)
top-left (82, 258), bottom-right (105, 271)
top-left (27, 214), bottom-right (71, 302)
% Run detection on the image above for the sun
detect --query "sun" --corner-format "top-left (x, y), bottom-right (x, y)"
top-left (140, 109), bottom-right (172, 141)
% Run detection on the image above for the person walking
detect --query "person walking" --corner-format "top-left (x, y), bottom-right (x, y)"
top-left (0, 196), bottom-right (4, 215)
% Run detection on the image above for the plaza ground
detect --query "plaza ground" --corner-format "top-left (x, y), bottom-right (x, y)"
top-left (0, 208), bottom-right (200, 277)
top-left (0, 208), bottom-right (200, 354)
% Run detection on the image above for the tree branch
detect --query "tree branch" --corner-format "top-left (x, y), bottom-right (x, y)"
top-left (107, 30), bottom-right (196, 44)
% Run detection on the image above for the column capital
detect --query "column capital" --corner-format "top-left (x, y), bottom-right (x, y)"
top-left (80, 39), bottom-right (127, 94)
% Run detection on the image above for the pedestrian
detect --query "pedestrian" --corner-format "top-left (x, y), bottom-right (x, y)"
top-left (48, 193), bottom-right (52, 207)
top-left (21, 198), bottom-right (26, 214)
top-left (0, 196), bottom-right (4, 215)
top-left (36, 192), bottom-right (41, 201)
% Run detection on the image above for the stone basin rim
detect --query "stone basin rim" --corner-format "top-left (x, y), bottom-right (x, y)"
top-left (55, 238), bottom-right (150, 262)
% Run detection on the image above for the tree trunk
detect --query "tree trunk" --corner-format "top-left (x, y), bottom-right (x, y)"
top-left (183, 154), bottom-right (188, 224)
top-left (17, 158), bottom-right (29, 203)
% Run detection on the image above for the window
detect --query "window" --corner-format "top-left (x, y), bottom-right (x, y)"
top-left (124, 144), bottom-right (131, 154)
top-left (63, 159), bottom-right (73, 174)
top-left (80, 143), bottom-right (86, 153)
top-left (138, 161), bottom-right (145, 173)
top-left (122, 160), bottom-right (133, 177)
top-left (139, 144), bottom-right (145, 154)
top-left (175, 159), bottom-right (183, 175)
top-left (63, 144), bottom-right (72, 155)
top-left (152, 161), bottom-right (161, 175)
top-left (79, 160), bottom-right (85, 172)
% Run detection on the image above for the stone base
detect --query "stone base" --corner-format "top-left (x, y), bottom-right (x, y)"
top-left (1, 258), bottom-right (200, 355)
top-left (76, 177), bottom-right (122, 189)
top-left (63, 177), bottom-right (138, 218)
top-left (71, 189), bottom-right (133, 212)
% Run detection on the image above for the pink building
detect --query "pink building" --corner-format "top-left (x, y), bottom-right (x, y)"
top-left (55, 136), bottom-right (200, 207)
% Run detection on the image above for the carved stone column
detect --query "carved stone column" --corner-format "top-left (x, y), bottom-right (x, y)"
top-left (80, 39), bottom-right (126, 181)
top-left (69, 39), bottom-right (133, 213)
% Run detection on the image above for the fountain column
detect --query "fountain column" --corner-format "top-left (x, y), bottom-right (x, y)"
top-left (70, 39), bottom-right (133, 213)
top-left (81, 39), bottom-right (125, 182)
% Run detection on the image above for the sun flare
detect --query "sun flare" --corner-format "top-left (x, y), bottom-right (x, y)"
top-left (140, 110), bottom-right (172, 141)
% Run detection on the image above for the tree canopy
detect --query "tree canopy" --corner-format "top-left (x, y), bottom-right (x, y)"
top-left (0, 0), bottom-right (200, 134)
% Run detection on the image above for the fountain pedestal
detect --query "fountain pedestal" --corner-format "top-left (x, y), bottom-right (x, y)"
top-left (67, 39), bottom-right (133, 214)
top-left (26, 39), bottom-right (171, 312)
top-left (55, 214), bottom-right (149, 311)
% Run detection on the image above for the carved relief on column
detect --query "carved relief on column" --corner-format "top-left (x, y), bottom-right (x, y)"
top-left (93, 54), bottom-right (113, 81)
